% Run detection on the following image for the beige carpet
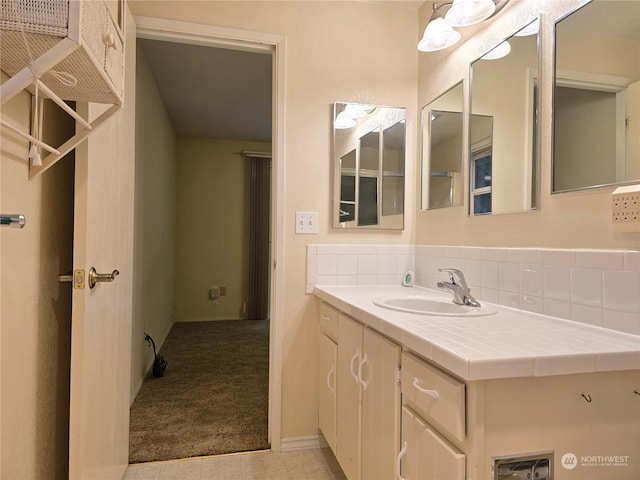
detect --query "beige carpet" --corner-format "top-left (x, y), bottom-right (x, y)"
top-left (129, 320), bottom-right (269, 463)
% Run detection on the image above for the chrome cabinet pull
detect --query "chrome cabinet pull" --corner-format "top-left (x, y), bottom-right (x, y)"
top-left (327, 365), bottom-right (335, 394)
top-left (350, 349), bottom-right (360, 383)
top-left (88, 267), bottom-right (119, 289)
top-left (396, 441), bottom-right (407, 480)
top-left (358, 353), bottom-right (369, 391)
top-left (412, 377), bottom-right (439, 399)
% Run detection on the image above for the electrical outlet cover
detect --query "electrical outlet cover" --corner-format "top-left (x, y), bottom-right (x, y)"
top-left (612, 185), bottom-right (640, 231)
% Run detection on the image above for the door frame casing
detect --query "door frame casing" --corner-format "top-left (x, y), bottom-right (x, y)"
top-left (133, 15), bottom-right (285, 452)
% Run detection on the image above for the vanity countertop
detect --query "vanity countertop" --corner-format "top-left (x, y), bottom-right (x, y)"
top-left (314, 285), bottom-right (640, 381)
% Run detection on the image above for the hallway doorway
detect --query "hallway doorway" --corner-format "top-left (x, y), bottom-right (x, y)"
top-left (130, 16), bottom-right (285, 462)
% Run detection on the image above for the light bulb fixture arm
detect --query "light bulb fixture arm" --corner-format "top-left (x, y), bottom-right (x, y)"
top-left (429, 2), bottom-right (453, 22)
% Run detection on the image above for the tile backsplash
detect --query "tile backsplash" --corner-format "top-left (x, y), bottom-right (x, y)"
top-left (307, 244), bottom-right (640, 335)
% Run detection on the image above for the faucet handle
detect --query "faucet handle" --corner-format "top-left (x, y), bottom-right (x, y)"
top-left (438, 268), bottom-right (468, 288)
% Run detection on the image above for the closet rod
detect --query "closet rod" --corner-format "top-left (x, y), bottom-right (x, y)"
top-left (236, 150), bottom-right (272, 159)
top-left (1, 214), bottom-right (26, 228)
top-left (0, 118), bottom-right (60, 155)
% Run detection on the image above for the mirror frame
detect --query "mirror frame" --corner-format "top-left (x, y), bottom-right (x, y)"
top-left (551, 1), bottom-right (640, 194)
top-left (332, 101), bottom-right (407, 229)
top-left (420, 81), bottom-right (464, 211)
top-left (468, 16), bottom-right (541, 216)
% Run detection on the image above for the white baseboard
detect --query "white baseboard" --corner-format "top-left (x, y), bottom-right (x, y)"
top-left (174, 317), bottom-right (246, 323)
top-left (279, 434), bottom-right (328, 452)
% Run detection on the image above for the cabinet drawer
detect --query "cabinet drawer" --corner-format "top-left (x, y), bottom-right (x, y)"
top-left (318, 302), bottom-right (338, 341)
top-left (401, 352), bottom-right (465, 443)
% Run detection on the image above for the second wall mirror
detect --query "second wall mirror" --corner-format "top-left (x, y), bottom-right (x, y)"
top-left (333, 102), bottom-right (406, 229)
top-left (469, 17), bottom-right (540, 215)
top-left (421, 81), bottom-right (464, 210)
top-left (553, 0), bottom-right (640, 193)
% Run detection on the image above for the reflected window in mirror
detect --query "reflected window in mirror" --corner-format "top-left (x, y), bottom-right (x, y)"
top-left (421, 81), bottom-right (464, 210)
top-left (553, 0), bottom-right (640, 193)
top-left (333, 102), bottom-right (406, 229)
top-left (470, 115), bottom-right (493, 215)
top-left (469, 17), bottom-right (540, 215)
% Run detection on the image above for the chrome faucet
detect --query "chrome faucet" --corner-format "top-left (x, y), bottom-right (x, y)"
top-left (437, 268), bottom-right (481, 307)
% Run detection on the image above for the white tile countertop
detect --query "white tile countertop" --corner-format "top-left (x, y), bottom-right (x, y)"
top-left (314, 285), bottom-right (640, 381)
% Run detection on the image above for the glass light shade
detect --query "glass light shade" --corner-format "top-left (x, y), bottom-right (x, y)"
top-left (445, 0), bottom-right (496, 27)
top-left (335, 111), bottom-right (356, 129)
top-left (418, 17), bottom-right (462, 52)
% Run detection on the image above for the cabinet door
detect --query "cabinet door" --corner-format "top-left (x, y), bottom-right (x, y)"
top-left (361, 329), bottom-right (401, 480)
top-left (337, 314), bottom-right (363, 480)
top-left (401, 406), bottom-right (465, 480)
top-left (319, 333), bottom-right (337, 453)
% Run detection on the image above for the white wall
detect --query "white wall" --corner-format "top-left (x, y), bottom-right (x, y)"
top-left (131, 44), bottom-right (178, 400)
top-left (174, 137), bottom-right (271, 323)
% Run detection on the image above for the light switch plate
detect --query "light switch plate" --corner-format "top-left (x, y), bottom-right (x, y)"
top-left (295, 211), bottom-right (318, 234)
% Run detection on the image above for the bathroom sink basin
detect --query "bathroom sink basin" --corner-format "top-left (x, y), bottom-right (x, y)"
top-left (373, 296), bottom-right (497, 317)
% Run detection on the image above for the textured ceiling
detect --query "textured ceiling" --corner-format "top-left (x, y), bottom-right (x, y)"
top-left (139, 38), bottom-right (273, 143)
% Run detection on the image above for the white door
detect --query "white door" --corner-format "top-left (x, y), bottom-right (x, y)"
top-left (318, 333), bottom-right (337, 453)
top-left (361, 328), bottom-right (401, 480)
top-left (336, 314), bottom-right (362, 480)
top-left (400, 406), bottom-right (465, 480)
top-left (67, 10), bottom-right (136, 480)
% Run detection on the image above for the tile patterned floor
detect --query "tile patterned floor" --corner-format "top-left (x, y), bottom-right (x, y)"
top-left (124, 448), bottom-right (347, 480)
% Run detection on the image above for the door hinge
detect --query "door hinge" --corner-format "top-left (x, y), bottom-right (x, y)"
top-left (395, 367), bottom-right (402, 384)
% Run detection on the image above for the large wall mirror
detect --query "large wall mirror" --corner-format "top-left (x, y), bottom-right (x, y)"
top-left (333, 102), bottom-right (406, 229)
top-left (553, 0), bottom-right (640, 193)
top-left (421, 81), bottom-right (464, 210)
top-left (469, 17), bottom-right (540, 215)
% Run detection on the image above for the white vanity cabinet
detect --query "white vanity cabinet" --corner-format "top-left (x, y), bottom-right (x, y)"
top-left (315, 289), bottom-right (640, 480)
top-left (318, 302), bottom-right (401, 480)
top-left (318, 302), bottom-right (338, 453)
top-left (400, 406), bottom-right (465, 480)
top-left (399, 352), bottom-right (465, 480)
top-left (336, 313), bottom-right (363, 480)
top-left (336, 313), bottom-right (401, 480)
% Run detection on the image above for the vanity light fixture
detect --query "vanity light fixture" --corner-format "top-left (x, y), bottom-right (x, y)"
top-left (418, 0), bottom-right (510, 53)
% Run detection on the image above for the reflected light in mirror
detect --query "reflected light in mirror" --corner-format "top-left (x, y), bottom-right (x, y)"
top-left (335, 111), bottom-right (356, 129)
top-left (481, 41), bottom-right (511, 60)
